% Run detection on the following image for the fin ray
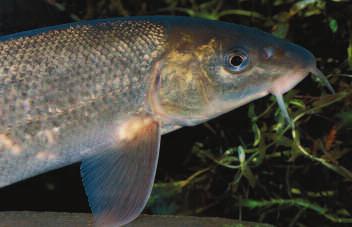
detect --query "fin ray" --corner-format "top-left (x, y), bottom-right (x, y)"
top-left (80, 117), bottom-right (160, 226)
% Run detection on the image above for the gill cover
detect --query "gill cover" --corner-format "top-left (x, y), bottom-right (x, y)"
top-left (149, 38), bottom-right (219, 126)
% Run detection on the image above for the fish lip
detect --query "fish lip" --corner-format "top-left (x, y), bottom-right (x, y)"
top-left (269, 66), bottom-right (335, 96)
top-left (269, 69), bottom-right (309, 95)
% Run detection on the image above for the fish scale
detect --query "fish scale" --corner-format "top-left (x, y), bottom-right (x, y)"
top-left (0, 19), bottom-right (167, 187)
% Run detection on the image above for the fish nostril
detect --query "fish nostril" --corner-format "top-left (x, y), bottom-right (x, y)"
top-left (263, 47), bottom-right (274, 59)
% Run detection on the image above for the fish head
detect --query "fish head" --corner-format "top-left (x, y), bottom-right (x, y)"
top-left (150, 17), bottom-right (331, 126)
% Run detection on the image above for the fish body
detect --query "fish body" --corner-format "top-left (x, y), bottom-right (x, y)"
top-left (0, 16), bottom-right (330, 226)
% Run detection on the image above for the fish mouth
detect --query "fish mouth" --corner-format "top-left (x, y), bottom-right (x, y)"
top-left (270, 67), bottom-right (334, 124)
top-left (268, 69), bottom-right (308, 124)
top-left (269, 68), bottom-right (310, 96)
top-left (269, 65), bottom-right (335, 97)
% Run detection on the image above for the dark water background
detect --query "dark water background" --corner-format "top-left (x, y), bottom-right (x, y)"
top-left (0, 1), bottom-right (351, 226)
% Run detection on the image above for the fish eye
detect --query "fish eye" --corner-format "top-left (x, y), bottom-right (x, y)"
top-left (225, 48), bottom-right (250, 73)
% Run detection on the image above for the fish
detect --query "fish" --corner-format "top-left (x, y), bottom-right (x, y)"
top-left (0, 16), bottom-right (333, 226)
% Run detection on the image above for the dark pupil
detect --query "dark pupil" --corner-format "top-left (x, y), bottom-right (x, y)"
top-left (230, 55), bottom-right (243, 66)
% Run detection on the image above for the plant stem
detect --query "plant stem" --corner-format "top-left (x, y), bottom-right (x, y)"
top-left (241, 198), bottom-right (352, 223)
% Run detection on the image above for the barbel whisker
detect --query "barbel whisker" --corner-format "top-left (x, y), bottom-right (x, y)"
top-left (274, 93), bottom-right (293, 126)
top-left (311, 68), bottom-right (335, 94)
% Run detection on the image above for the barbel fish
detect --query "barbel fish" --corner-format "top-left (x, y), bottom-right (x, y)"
top-left (0, 16), bottom-right (333, 226)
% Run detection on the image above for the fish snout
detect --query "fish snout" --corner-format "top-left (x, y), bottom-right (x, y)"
top-left (286, 42), bottom-right (317, 70)
top-left (265, 42), bottom-right (334, 124)
top-left (269, 43), bottom-right (316, 96)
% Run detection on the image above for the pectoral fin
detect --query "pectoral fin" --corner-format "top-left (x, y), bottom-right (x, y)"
top-left (80, 116), bottom-right (160, 226)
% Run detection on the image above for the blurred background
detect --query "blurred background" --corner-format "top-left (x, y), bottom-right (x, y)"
top-left (0, 0), bottom-right (351, 226)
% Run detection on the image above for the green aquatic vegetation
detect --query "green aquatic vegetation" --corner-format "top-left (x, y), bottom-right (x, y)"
top-left (329, 18), bottom-right (338, 33)
top-left (241, 198), bottom-right (352, 223)
top-left (162, 0), bottom-right (266, 21)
